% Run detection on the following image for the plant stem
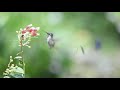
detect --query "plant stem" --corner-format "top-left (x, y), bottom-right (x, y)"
top-left (20, 36), bottom-right (25, 77)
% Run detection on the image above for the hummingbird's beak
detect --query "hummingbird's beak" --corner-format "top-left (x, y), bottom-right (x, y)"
top-left (43, 30), bottom-right (50, 35)
top-left (45, 32), bottom-right (49, 35)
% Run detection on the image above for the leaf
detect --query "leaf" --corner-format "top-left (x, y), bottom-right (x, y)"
top-left (10, 73), bottom-right (24, 78)
top-left (3, 76), bottom-right (11, 78)
top-left (15, 66), bottom-right (24, 74)
top-left (9, 66), bottom-right (25, 78)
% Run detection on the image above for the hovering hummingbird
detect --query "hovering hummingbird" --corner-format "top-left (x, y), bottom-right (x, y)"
top-left (45, 32), bottom-right (55, 49)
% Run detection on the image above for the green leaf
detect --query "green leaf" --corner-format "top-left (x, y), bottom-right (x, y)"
top-left (3, 76), bottom-right (11, 78)
top-left (9, 66), bottom-right (24, 78)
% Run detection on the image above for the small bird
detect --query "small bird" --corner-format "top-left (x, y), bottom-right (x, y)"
top-left (46, 32), bottom-right (55, 49)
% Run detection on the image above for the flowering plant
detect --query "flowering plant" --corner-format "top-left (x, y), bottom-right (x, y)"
top-left (3, 24), bottom-right (40, 78)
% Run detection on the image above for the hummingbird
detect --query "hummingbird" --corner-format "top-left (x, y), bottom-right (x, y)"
top-left (45, 32), bottom-right (55, 49)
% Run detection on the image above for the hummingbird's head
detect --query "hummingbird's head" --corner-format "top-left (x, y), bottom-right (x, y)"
top-left (46, 32), bottom-right (53, 37)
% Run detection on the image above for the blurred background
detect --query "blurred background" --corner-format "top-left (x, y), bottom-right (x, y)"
top-left (1, 12), bottom-right (120, 78)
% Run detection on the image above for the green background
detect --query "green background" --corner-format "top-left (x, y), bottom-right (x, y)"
top-left (0, 12), bottom-right (120, 78)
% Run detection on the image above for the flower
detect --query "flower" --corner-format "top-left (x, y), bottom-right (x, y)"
top-left (17, 24), bottom-right (40, 41)
top-left (16, 24), bottom-right (40, 48)
top-left (21, 25), bottom-right (40, 37)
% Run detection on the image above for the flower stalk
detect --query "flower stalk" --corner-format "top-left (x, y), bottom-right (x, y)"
top-left (20, 35), bottom-right (25, 76)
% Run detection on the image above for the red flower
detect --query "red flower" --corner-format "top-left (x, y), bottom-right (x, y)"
top-left (22, 30), bottom-right (27, 34)
top-left (28, 29), bottom-right (33, 33)
top-left (26, 24), bottom-right (32, 30)
top-left (31, 31), bottom-right (37, 36)
top-left (21, 24), bottom-right (39, 37)
top-left (28, 27), bottom-right (38, 36)
top-left (28, 27), bottom-right (36, 33)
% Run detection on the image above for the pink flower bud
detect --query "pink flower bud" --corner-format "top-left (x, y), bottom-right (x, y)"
top-left (31, 27), bottom-right (36, 30)
top-left (22, 30), bottom-right (27, 34)
top-left (31, 31), bottom-right (37, 36)
top-left (26, 24), bottom-right (32, 29)
top-left (28, 27), bottom-right (36, 33)
top-left (28, 29), bottom-right (33, 33)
